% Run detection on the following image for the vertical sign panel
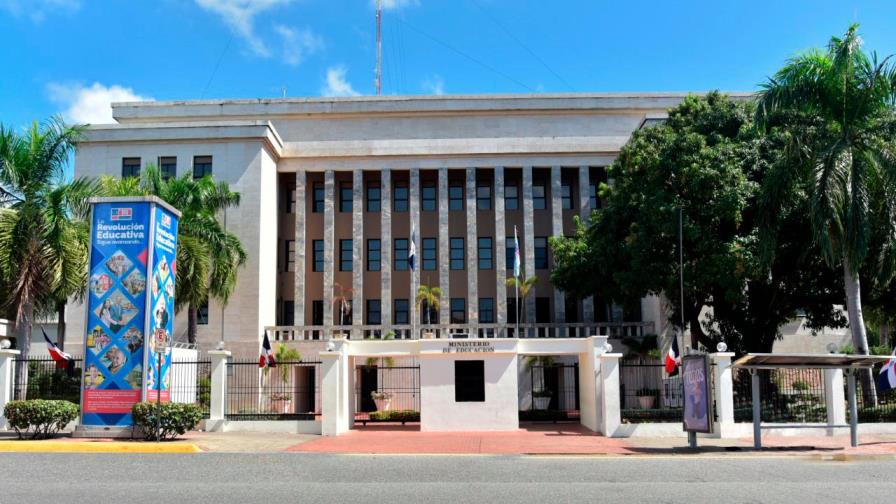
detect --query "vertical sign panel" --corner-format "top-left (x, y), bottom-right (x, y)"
top-left (682, 354), bottom-right (713, 434)
top-left (144, 205), bottom-right (179, 402)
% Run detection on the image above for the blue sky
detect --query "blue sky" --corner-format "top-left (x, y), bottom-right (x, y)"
top-left (2, 0), bottom-right (896, 128)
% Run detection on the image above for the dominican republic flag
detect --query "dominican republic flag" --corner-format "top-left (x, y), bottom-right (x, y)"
top-left (259, 332), bottom-right (276, 369)
top-left (408, 227), bottom-right (417, 271)
top-left (879, 348), bottom-right (896, 393)
top-left (665, 336), bottom-right (681, 376)
top-left (513, 226), bottom-right (521, 278)
top-left (42, 327), bottom-right (71, 369)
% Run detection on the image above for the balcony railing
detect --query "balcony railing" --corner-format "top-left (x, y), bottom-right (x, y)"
top-left (265, 322), bottom-right (654, 342)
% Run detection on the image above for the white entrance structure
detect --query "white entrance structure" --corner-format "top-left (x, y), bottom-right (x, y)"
top-left (320, 336), bottom-right (622, 436)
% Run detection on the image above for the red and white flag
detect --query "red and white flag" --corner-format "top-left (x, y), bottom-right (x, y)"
top-left (665, 336), bottom-right (681, 377)
top-left (259, 332), bottom-right (276, 369)
top-left (42, 327), bottom-right (72, 369)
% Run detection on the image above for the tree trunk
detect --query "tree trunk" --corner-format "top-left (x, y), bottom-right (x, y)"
top-left (56, 300), bottom-right (66, 351)
top-left (188, 304), bottom-right (198, 345)
top-left (843, 260), bottom-right (877, 404)
top-left (14, 300), bottom-right (34, 401)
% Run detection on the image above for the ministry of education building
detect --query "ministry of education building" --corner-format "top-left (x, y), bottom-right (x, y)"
top-left (68, 93), bottom-right (698, 357)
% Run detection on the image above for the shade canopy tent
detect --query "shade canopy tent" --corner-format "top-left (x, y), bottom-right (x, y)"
top-left (732, 353), bottom-right (892, 448)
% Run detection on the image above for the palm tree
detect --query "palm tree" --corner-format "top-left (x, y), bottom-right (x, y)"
top-left (506, 276), bottom-right (538, 323)
top-left (415, 284), bottom-right (442, 324)
top-left (101, 165), bottom-right (247, 344)
top-left (332, 282), bottom-right (353, 327)
top-left (758, 24), bottom-right (896, 402)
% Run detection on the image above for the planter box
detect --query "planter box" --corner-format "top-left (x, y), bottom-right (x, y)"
top-left (533, 397), bottom-right (551, 410)
top-left (373, 397), bottom-right (392, 411)
top-left (637, 396), bottom-right (656, 409)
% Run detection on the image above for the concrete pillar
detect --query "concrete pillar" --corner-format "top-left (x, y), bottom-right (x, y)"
top-left (711, 352), bottom-right (735, 438)
top-left (578, 338), bottom-right (601, 432)
top-left (494, 167), bottom-right (507, 328)
top-left (578, 166), bottom-right (594, 323)
top-left (824, 368), bottom-right (846, 433)
top-left (352, 169), bottom-right (364, 337)
top-left (321, 340), bottom-right (350, 436)
top-left (381, 169), bottom-right (392, 327)
top-left (598, 352), bottom-right (622, 437)
top-left (207, 350), bottom-right (230, 431)
top-left (438, 168), bottom-right (450, 326)
top-left (522, 166), bottom-right (536, 327)
top-left (550, 166), bottom-right (565, 326)
top-left (0, 349), bottom-right (20, 430)
top-left (294, 170), bottom-right (306, 325)
top-left (323, 170), bottom-right (335, 328)
top-left (410, 168), bottom-right (421, 333)
top-left (466, 167), bottom-right (478, 324)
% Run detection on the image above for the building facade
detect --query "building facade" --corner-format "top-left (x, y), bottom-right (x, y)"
top-left (67, 94), bottom-right (696, 357)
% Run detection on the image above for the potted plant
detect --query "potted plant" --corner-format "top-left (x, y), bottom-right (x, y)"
top-left (636, 387), bottom-right (659, 409)
top-left (532, 389), bottom-right (553, 410)
top-left (271, 393), bottom-right (293, 414)
top-left (371, 391), bottom-right (393, 412)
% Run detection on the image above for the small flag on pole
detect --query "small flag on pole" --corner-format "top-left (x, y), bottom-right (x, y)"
top-left (42, 327), bottom-right (71, 369)
top-left (259, 332), bottom-right (276, 369)
top-left (408, 227), bottom-right (417, 271)
top-left (665, 336), bottom-right (681, 376)
top-left (513, 225), bottom-right (521, 278)
top-left (879, 348), bottom-right (896, 393)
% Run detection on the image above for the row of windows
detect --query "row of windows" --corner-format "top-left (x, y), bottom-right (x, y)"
top-left (121, 156), bottom-right (213, 179)
top-left (303, 297), bottom-right (496, 325)
top-left (294, 236), bottom-right (550, 272)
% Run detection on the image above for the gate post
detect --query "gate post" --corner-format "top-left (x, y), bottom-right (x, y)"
top-left (823, 368), bottom-right (845, 435)
top-left (207, 350), bottom-right (230, 432)
top-left (711, 352), bottom-right (735, 438)
top-left (0, 349), bottom-right (20, 430)
top-left (598, 352), bottom-right (622, 437)
top-left (321, 340), bottom-right (350, 436)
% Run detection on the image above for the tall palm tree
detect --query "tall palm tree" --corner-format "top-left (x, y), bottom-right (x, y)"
top-left (332, 282), bottom-right (353, 327)
top-left (506, 276), bottom-right (538, 323)
top-left (758, 24), bottom-right (896, 401)
top-left (415, 284), bottom-right (442, 324)
top-left (101, 165), bottom-right (247, 344)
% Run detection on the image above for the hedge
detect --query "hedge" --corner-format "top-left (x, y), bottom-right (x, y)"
top-left (368, 409), bottom-right (420, 422)
top-left (132, 402), bottom-right (203, 441)
top-left (4, 400), bottom-right (79, 439)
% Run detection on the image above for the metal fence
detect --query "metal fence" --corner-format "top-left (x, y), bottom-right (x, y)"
top-left (731, 368), bottom-right (827, 423)
top-left (354, 364), bottom-right (420, 420)
top-left (12, 357), bottom-right (82, 404)
top-left (225, 359), bottom-right (321, 420)
top-left (852, 366), bottom-right (896, 422)
top-left (521, 364), bottom-right (580, 421)
top-left (619, 360), bottom-right (683, 422)
top-left (169, 359), bottom-right (211, 418)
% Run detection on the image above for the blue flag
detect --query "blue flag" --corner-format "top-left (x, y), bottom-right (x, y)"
top-left (408, 227), bottom-right (417, 271)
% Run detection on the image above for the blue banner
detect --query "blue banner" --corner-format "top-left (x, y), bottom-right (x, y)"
top-left (144, 204), bottom-right (179, 402)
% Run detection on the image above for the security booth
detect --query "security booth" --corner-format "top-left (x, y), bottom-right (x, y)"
top-left (733, 353), bottom-right (892, 448)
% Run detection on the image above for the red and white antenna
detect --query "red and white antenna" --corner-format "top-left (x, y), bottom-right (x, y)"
top-left (375, 0), bottom-right (382, 95)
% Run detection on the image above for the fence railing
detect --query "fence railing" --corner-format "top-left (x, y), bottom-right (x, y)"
top-left (354, 364), bottom-right (420, 420)
top-left (169, 359), bottom-right (211, 418)
top-left (12, 357), bottom-right (82, 404)
top-left (225, 359), bottom-right (321, 420)
top-left (732, 368), bottom-right (827, 423)
top-left (521, 363), bottom-right (580, 421)
top-left (618, 360), bottom-right (683, 422)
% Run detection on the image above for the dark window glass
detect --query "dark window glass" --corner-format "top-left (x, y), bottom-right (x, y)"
top-left (394, 299), bottom-right (409, 325)
top-left (565, 297), bottom-right (580, 323)
top-left (507, 298), bottom-right (518, 324)
top-left (505, 184), bottom-right (519, 210)
top-left (421, 184), bottom-right (437, 211)
top-left (340, 239), bottom-right (353, 271)
top-left (561, 182), bottom-right (574, 210)
top-left (367, 239), bottom-right (381, 271)
top-left (312, 300), bottom-right (324, 326)
top-left (506, 236), bottom-right (516, 269)
top-left (476, 184), bottom-right (491, 210)
top-left (122, 157), bottom-right (140, 178)
top-left (393, 184), bottom-right (409, 212)
top-left (455, 360), bottom-right (485, 402)
top-left (312, 183), bottom-right (325, 213)
top-left (422, 238), bottom-right (437, 271)
top-left (450, 298), bottom-right (466, 324)
top-left (477, 237), bottom-right (493, 270)
top-left (449, 185), bottom-right (464, 211)
top-left (450, 237), bottom-right (464, 270)
top-left (367, 183), bottom-right (381, 212)
top-left (394, 238), bottom-right (409, 271)
top-left (284, 187), bottom-right (296, 213)
top-left (589, 183), bottom-right (599, 210)
top-left (159, 156), bottom-right (176, 179)
top-left (279, 301), bottom-right (294, 326)
top-left (535, 297), bottom-right (551, 323)
top-left (284, 240), bottom-right (295, 272)
top-left (534, 237), bottom-right (548, 269)
top-left (339, 183), bottom-right (352, 212)
top-left (533, 185), bottom-right (546, 210)
top-left (366, 299), bottom-right (381, 325)
top-left (312, 240), bottom-right (324, 272)
top-left (479, 298), bottom-right (495, 323)
top-left (193, 155), bottom-right (212, 179)
top-left (197, 300), bottom-right (209, 325)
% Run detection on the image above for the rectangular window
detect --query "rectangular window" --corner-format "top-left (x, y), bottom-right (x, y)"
top-left (312, 240), bottom-right (324, 272)
top-left (507, 298), bottom-right (518, 324)
top-left (197, 300), bottom-right (209, 325)
top-left (279, 301), bottom-right (294, 326)
top-left (394, 238), bottom-right (409, 271)
top-left (476, 184), bottom-right (491, 210)
top-left (159, 156), bottom-right (176, 179)
top-left (393, 184), bottom-right (409, 212)
top-left (339, 183), bottom-right (352, 212)
top-left (122, 157), bottom-right (140, 178)
top-left (366, 299), bottom-right (381, 325)
top-left (565, 297), bottom-right (580, 323)
top-left (479, 298), bottom-right (495, 324)
top-left (193, 155), bottom-right (212, 179)
top-left (533, 185), bottom-right (546, 210)
top-left (422, 238), bottom-right (437, 271)
top-left (450, 237), bottom-right (464, 270)
top-left (589, 183), bottom-right (598, 210)
top-left (284, 187), bottom-right (296, 213)
top-left (455, 360), bottom-right (485, 402)
top-left (449, 184), bottom-right (464, 211)
top-left (505, 236), bottom-right (516, 270)
top-left (339, 239), bottom-right (353, 271)
top-left (534, 237), bottom-right (548, 269)
top-left (312, 183), bottom-right (325, 213)
top-left (450, 298), bottom-right (466, 324)
top-left (312, 300), bottom-right (324, 326)
top-left (284, 240), bottom-right (295, 272)
top-left (394, 299), bottom-right (409, 325)
top-left (535, 297), bottom-right (551, 323)
top-left (338, 300), bottom-right (353, 326)
top-left (477, 237), bottom-right (493, 270)
top-left (561, 181), bottom-right (574, 210)
top-left (367, 239), bottom-right (381, 271)
top-left (421, 184), bottom-right (437, 211)
top-left (504, 184), bottom-right (519, 210)
top-left (366, 183), bottom-right (381, 212)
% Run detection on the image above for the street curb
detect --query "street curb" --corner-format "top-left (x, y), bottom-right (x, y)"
top-left (0, 441), bottom-right (202, 453)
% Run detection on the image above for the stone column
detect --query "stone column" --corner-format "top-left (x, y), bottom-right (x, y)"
top-left (438, 168), bottom-right (450, 326)
top-left (0, 349), bottom-right (19, 430)
top-left (494, 167), bottom-right (507, 329)
top-left (522, 166), bottom-right (536, 326)
top-left (598, 352), bottom-right (622, 437)
top-left (206, 350), bottom-right (230, 431)
top-left (380, 169), bottom-right (392, 327)
top-left (711, 352), bottom-right (736, 438)
top-left (578, 166), bottom-right (594, 323)
top-left (410, 168), bottom-right (421, 334)
top-left (824, 368), bottom-right (846, 433)
top-left (321, 341), bottom-right (350, 436)
top-left (550, 166), bottom-right (565, 326)
top-left (352, 169), bottom-right (364, 337)
top-left (323, 170), bottom-right (335, 329)
top-left (465, 167), bottom-right (478, 325)
top-left (293, 171), bottom-right (306, 326)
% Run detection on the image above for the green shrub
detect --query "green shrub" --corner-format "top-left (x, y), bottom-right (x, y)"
top-left (368, 409), bottom-right (420, 422)
top-left (132, 402), bottom-right (203, 441)
top-left (4, 400), bottom-right (78, 439)
top-left (519, 409), bottom-right (575, 422)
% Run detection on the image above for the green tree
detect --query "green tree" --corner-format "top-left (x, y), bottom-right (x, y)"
top-left (415, 284), bottom-right (442, 324)
top-left (101, 165), bottom-right (247, 344)
top-left (506, 276), bottom-right (538, 324)
top-left (757, 24), bottom-right (896, 401)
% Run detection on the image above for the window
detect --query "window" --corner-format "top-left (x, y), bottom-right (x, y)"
top-left (367, 239), bottom-right (381, 271)
top-left (455, 360), bottom-right (485, 402)
top-left (535, 297), bottom-right (551, 323)
top-left (122, 157), bottom-right (140, 178)
top-left (367, 183), bottom-right (381, 212)
top-left (312, 240), bottom-right (324, 272)
top-left (339, 239), bottom-right (353, 271)
top-left (279, 301), bottom-right (294, 326)
top-left (479, 298), bottom-right (495, 323)
top-left (337, 300), bottom-right (353, 325)
top-left (450, 298), bottom-right (466, 324)
top-left (312, 300), bottom-right (324, 326)
top-left (534, 237), bottom-right (548, 269)
top-left (476, 184), bottom-right (491, 210)
top-left (505, 184), bottom-right (519, 210)
top-left (421, 184), bottom-right (437, 211)
top-left (312, 183), bottom-right (324, 213)
top-left (422, 238), bottom-right (437, 271)
top-left (193, 155), bottom-right (212, 179)
top-left (159, 156), bottom-right (176, 179)
top-left (533, 185), bottom-right (546, 210)
top-left (197, 300), bottom-right (209, 325)
top-left (339, 183), bottom-right (352, 212)
top-left (506, 236), bottom-right (517, 270)
top-left (284, 240), bottom-right (295, 272)
top-left (366, 299), bottom-right (381, 325)
top-left (450, 238), bottom-right (464, 270)
top-left (394, 238), bottom-right (409, 271)
top-left (565, 297), bottom-right (579, 323)
top-left (589, 183), bottom-right (598, 210)
top-left (561, 181), bottom-right (574, 210)
top-left (507, 298), bottom-right (518, 324)
top-left (284, 187), bottom-right (296, 213)
top-left (449, 185), bottom-right (464, 211)
top-left (393, 184), bottom-right (409, 212)
top-left (477, 237), bottom-right (493, 270)
top-left (394, 299), bottom-right (409, 325)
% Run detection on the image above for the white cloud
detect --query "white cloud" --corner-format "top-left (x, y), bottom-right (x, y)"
top-left (46, 82), bottom-right (151, 125)
top-left (422, 75), bottom-right (444, 95)
top-left (371, 0), bottom-right (419, 10)
top-left (195, 0), bottom-right (292, 57)
top-left (274, 24), bottom-right (323, 66)
top-left (321, 66), bottom-right (360, 97)
top-left (1, 0), bottom-right (80, 22)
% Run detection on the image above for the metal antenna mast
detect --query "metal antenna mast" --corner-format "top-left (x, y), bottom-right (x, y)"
top-left (375, 0), bottom-right (382, 95)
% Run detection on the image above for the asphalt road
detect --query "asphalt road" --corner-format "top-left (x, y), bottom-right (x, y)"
top-left (3, 453), bottom-right (895, 503)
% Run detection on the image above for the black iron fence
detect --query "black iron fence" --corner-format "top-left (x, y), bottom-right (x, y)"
top-left (732, 368), bottom-right (827, 423)
top-left (169, 359), bottom-right (212, 418)
top-left (619, 360), bottom-right (683, 422)
top-left (225, 359), bottom-right (321, 420)
top-left (520, 364), bottom-right (580, 421)
top-left (354, 364), bottom-right (420, 420)
top-left (13, 357), bottom-right (82, 404)
top-left (852, 367), bottom-right (896, 422)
